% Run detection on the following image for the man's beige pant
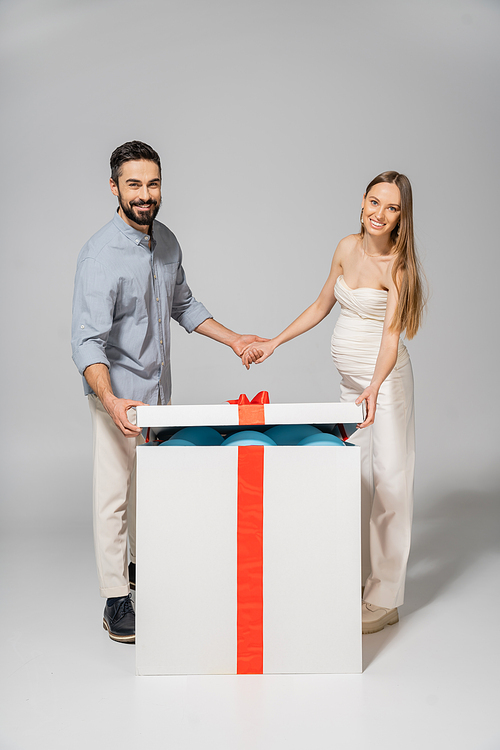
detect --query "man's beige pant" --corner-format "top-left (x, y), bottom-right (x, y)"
top-left (88, 395), bottom-right (144, 598)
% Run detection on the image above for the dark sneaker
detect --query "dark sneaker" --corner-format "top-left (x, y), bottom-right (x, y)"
top-left (128, 562), bottom-right (136, 591)
top-left (103, 594), bottom-right (135, 643)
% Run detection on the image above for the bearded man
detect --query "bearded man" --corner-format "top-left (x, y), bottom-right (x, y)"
top-left (71, 140), bottom-right (264, 643)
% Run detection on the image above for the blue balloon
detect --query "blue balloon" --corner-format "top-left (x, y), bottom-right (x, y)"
top-left (265, 424), bottom-right (321, 445)
top-left (221, 431), bottom-right (277, 447)
top-left (170, 426), bottom-right (223, 446)
top-left (297, 433), bottom-right (345, 447)
top-left (159, 438), bottom-right (196, 446)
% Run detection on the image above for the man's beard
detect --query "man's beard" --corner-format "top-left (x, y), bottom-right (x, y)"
top-left (118, 194), bottom-right (161, 226)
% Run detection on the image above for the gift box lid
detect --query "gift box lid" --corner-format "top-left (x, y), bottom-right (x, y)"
top-left (136, 402), bottom-right (363, 431)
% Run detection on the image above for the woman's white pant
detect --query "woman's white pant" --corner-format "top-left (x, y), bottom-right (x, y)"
top-left (340, 358), bottom-right (415, 609)
top-left (88, 394), bottom-right (144, 598)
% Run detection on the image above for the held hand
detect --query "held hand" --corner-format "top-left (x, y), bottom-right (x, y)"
top-left (355, 386), bottom-right (378, 428)
top-left (241, 339), bottom-right (278, 368)
top-left (231, 335), bottom-right (270, 369)
top-left (103, 396), bottom-right (147, 437)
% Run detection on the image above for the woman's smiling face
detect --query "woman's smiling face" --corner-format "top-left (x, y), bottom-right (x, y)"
top-left (362, 182), bottom-right (401, 238)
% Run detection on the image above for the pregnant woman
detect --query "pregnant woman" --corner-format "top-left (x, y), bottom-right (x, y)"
top-left (243, 171), bottom-right (425, 634)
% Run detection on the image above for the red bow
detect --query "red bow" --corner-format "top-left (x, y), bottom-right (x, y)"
top-left (227, 391), bottom-right (270, 425)
top-left (227, 391), bottom-right (270, 406)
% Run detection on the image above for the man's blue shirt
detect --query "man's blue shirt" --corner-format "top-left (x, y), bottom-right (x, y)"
top-left (71, 211), bottom-right (211, 404)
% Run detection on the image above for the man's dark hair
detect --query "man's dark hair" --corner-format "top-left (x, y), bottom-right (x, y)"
top-left (110, 140), bottom-right (162, 185)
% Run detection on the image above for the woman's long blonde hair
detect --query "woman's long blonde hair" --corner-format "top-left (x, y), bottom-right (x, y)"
top-left (360, 171), bottom-right (426, 339)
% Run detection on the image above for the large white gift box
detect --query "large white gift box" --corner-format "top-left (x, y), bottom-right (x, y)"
top-left (135, 396), bottom-right (363, 675)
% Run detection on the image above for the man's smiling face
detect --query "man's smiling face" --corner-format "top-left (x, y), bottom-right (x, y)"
top-left (110, 159), bottom-right (162, 229)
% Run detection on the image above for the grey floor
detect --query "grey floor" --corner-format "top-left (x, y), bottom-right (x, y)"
top-left (1, 487), bottom-right (499, 750)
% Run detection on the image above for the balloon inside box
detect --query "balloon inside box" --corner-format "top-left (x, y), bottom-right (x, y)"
top-left (152, 423), bottom-right (352, 447)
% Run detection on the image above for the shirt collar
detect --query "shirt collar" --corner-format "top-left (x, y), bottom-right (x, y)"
top-left (113, 209), bottom-right (152, 248)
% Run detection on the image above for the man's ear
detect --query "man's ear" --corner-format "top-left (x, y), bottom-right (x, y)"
top-left (110, 178), bottom-right (119, 197)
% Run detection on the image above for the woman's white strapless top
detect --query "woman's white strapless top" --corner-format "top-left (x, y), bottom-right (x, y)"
top-left (331, 275), bottom-right (409, 376)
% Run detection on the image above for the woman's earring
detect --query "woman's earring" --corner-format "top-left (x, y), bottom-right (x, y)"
top-left (360, 209), bottom-right (364, 225)
top-left (396, 222), bottom-right (400, 236)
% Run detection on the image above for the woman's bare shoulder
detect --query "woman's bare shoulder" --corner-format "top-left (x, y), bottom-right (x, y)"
top-left (384, 258), bottom-right (403, 293)
top-left (335, 234), bottom-right (360, 259)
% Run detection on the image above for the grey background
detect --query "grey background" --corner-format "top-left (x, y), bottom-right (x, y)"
top-left (1, 4), bottom-right (500, 749)
top-left (1, 0), bottom-right (499, 535)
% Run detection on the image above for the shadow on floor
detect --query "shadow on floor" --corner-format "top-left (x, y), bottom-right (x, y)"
top-left (362, 483), bottom-right (500, 670)
top-left (405, 486), bottom-right (499, 616)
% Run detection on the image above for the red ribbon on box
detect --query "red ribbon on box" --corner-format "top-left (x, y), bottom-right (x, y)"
top-left (237, 445), bottom-right (264, 674)
top-left (227, 391), bottom-right (269, 673)
top-left (337, 423), bottom-right (349, 442)
top-left (227, 390), bottom-right (270, 426)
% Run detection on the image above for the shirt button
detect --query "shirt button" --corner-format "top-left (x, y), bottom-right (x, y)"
top-left (81, 325), bottom-right (85, 329)
top-left (145, 235), bottom-right (150, 240)
top-left (160, 340), bottom-right (163, 345)
top-left (136, 239), bottom-right (140, 244)
top-left (161, 362), bottom-right (164, 366)
top-left (156, 297), bottom-right (159, 302)
top-left (154, 275), bottom-right (157, 279)
top-left (158, 318), bottom-right (161, 323)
